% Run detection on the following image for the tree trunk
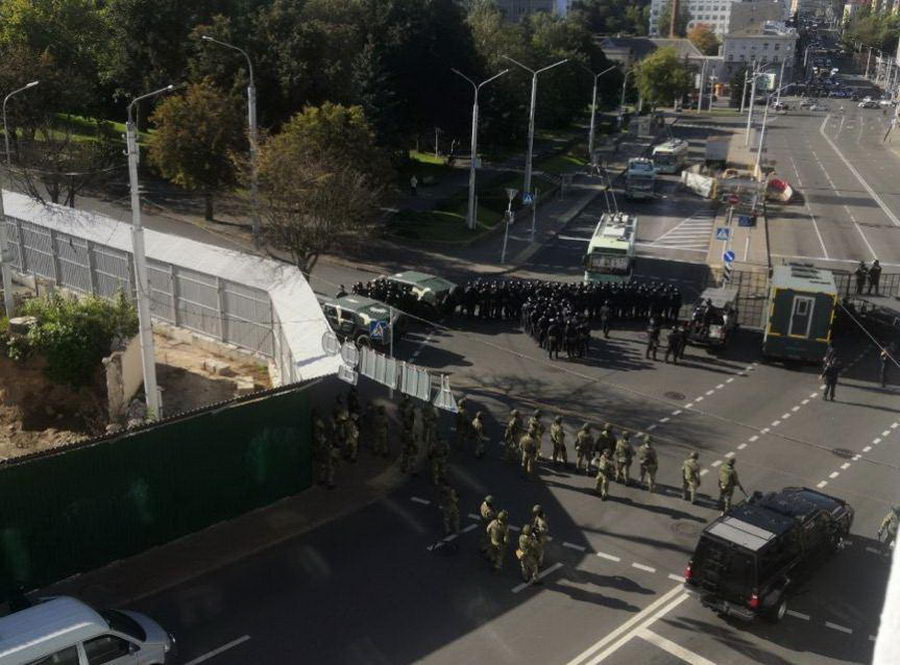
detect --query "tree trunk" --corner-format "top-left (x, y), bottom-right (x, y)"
top-left (204, 192), bottom-right (214, 221)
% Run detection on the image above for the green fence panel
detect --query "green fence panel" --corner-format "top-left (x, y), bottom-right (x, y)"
top-left (0, 388), bottom-right (311, 599)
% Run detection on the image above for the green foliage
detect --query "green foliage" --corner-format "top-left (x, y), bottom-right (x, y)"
top-left (148, 80), bottom-right (244, 220)
top-left (634, 47), bottom-right (693, 108)
top-left (655, 0), bottom-right (689, 37)
top-left (570, 0), bottom-right (651, 36)
top-left (688, 23), bottom-right (720, 56)
top-left (17, 292), bottom-right (139, 388)
top-left (729, 64), bottom-right (749, 108)
top-left (842, 8), bottom-right (900, 52)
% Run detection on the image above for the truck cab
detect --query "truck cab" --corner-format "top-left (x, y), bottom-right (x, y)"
top-left (624, 157), bottom-right (656, 201)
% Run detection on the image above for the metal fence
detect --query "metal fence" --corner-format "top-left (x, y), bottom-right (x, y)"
top-left (706, 267), bottom-right (770, 330)
top-left (3, 215), bottom-right (278, 364)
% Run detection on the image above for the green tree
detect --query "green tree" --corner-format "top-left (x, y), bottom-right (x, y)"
top-left (656, 0), bottom-right (689, 37)
top-left (729, 64), bottom-right (749, 108)
top-left (148, 80), bottom-right (244, 221)
top-left (634, 46), bottom-right (693, 108)
top-left (570, 0), bottom-right (651, 36)
top-left (257, 103), bottom-right (390, 273)
top-left (688, 23), bottom-right (719, 56)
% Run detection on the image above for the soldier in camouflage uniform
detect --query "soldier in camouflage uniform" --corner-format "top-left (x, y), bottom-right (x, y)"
top-left (718, 458), bottom-right (745, 512)
top-left (517, 525), bottom-right (540, 583)
top-left (422, 403), bottom-right (438, 451)
top-left (345, 412), bottom-right (360, 462)
top-left (594, 449), bottom-right (614, 500)
top-left (682, 451), bottom-right (701, 503)
top-left (531, 504), bottom-right (550, 567)
top-left (637, 434), bottom-right (658, 492)
top-left (520, 426), bottom-right (538, 478)
top-left (614, 432), bottom-right (635, 485)
top-left (527, 409), bottom-right (546, 459)
top-left (479, 495), bottom-right (497, 554)
top-left (503, 409), bottom-right (524, 464)
top-left (455, 397), bottom-right (470, 450)
top-left (575, 423), bottom-right (594, 474)
top-left (595, 424), bottom-right (616, 466)
top-left (312, 410), bottom-right (328, 484)
top-left (439, 482), bottom-right (460, 536)
top-left (373, 405), bottom-right (390, 458)
top-left (487, 509), bottom-right (510, 572)
top-left (549, 415), bottom-right (568, 467)
top-left (428, 433), bottom-right (449, 485)
top-left (399, 411), bottom-right (418, 474)
top-left (472, 411), bottom-right (487, 459)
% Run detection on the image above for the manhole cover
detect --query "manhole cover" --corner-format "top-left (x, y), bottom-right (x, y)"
top-left (665, 391), bottom-right (686, 401)
top-left (673, 522), bottom-right (701, 538)
top-left (832, 448), bottom-right (854, 459)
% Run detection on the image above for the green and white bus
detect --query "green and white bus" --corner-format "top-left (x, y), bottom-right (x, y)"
top-left (583, 212), bottom-right (638, 283)
top-left (651, 138), bottom-right (690, 174)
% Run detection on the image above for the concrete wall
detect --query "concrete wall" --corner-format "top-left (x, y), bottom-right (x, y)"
top-left (103, 335), bottom-right (143, 423)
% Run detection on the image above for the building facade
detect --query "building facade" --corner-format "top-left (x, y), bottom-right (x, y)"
top-left (649, 0), bottom-right (788, 37)
top-left (719, 22), bottom-right (798, 80)
top-left (494, 0), bottom-right (572, 20)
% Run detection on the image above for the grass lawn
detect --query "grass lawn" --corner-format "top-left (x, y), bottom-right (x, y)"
top-left (396, 150), bottom-right (458, 187)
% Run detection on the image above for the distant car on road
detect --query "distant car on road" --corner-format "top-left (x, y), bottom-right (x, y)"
top-left (770, 101), bottom-right (789, 112)
top-left (684, 487), bottom-right (854, 623)
top-left (808, 103), bottom-right (828, 111)
top-left (858, 100), bottom-right (879, 108)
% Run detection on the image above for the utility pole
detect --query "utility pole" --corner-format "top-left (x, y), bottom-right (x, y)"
top-left (775, 57), bottom-right (786, 106)
top-left (126, 85), bottom-right (174, 420)
top-left (865, 47), bottom-right (873, 79)
top-left (452, 68), bottom-right (509, 231)
top-left (0, 80), bottom-right (39, 318)
top-left (618, 69), bottom-right (630, 128)
top-left (740, 68), bottom-right (750, 114)
top-left (698, 59), bottom-right (708, 114)
top-left (585, 65), bottom-right (616, 163)
top-left (502, 55), bottom-right (568, 205)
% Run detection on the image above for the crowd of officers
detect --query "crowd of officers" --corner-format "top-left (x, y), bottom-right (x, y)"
top-left (314, 388), bottom-right (750, 584)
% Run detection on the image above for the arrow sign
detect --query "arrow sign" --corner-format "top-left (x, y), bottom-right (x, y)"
top-left (723, 250), bottom-right (736, 263)
top-left (715, 227), bottom-right (731, 241)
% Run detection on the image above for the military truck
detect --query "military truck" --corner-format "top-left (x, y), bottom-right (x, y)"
top-left (380, 271), bottom-right (459, 317)
top-left (318, 294), bottom-right (406, 348)
top-left (684, 487), bottom-right (853, 623)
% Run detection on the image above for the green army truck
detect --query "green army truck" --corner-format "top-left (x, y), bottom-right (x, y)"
top-left (762, 263), bottom-right (837, 362)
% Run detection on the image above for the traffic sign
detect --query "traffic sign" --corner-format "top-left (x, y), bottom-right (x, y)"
top-left (727, 194), bottom-right (740, 206)
top-left (321, 331), bottom-right (341, 356)
top-left (369, 320), bottom-right (388, 342)
top-left (715, 227), bottom-right (731, 241)
top-left (723, 250), bottom-right (736, 263)
top-left (722, 263), bottom-right (734, 284)
top-left (522, 192), bottom-right (534, 206)
top-left (340, 341), bottom-right (360, 368)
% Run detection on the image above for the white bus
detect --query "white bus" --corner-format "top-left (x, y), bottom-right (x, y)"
top-left (583, 212), bottom-right (638, 283)
top-left (651, 138), bottom-right (690, 174)
top-left (625, 157), bottom-right (656, 200)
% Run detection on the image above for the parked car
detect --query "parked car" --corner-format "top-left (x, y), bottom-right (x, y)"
top-left (684, 487), bottom-right (854, 623)
top-left (859, 100), bottom-right (879, 109)
top-left (770, 101), bottom-right (789, 112)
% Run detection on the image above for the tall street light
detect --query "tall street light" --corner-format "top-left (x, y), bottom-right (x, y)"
top-left (502, 55), bottom-right (568, 202)
top-left (0, 80), bottom-right (39, 317)
top-left (579, 64), bottom-right (617, 163)
top-left (451, 68), bottom-right (508, 231)
top-left (746, 63), bottom-right (776, 146)
top-left (126, 85), bottom-right (174, 419)
top-left (618, 68), bottom-right (632, 128)
top-left (201, 35), bottom-right (260, 243)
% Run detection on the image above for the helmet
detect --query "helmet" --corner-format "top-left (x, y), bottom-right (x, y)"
top-left (643, 434), bottom-right (652, 444)
top-left (581, 422), bottom-right (591, 430)
top-left (484, 495), bottom-right (494, 504)
top-left (532, 504), bottom-right (542, 515)
top-left (554, 415), bottom-right (562, 423)
top-left (498, 510), bottom-right (509, 521)
top-left (522, 524), bottom-right (533, 535)
top-left (604, 422), bottom-right (612, 430)
top-left (533, 409), bottom-right (542, 417)
top-left (623, 432), bottom-right (630, 439)
top-left (689, 451), bottom-right (699, 459)
top-left (727, 458), bottom-right (736, 465)
top-left (511, 409), bottom-right (519, 416)
top-left (476, 411), bottom-right (484, 418)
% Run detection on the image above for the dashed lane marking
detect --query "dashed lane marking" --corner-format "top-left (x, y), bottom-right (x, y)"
top-left (810, 392), bottom-right (820, 399)
top-left (787, 610), bottom-right (810, 620)
top-left (737, 443), bottom-right (747, 450)
top-left (411, 497), bottom-right (430, 505)
top-left (462, 524), bottom-right (478, 534)
top-left (705, 390), bottom-right (715, 396)
top-left (792, 406), bottom-right (801, 412)
top-left (596, 551), bottom-right (621, 562)
top-left (801, 399), bottom-right (810, 405)
top-left (726, 377), bottom-right (735, 383)
top-left (817, 480), bottom-right (828, 488)
top-left (716, 384), bottom-right (725, 389)
top-left (699, 469), bottom-right (709, 476)
top-left (659, 417), bottom-right (670, 423)
top-left (564, 542), bottom-right (587, 552)
top-left (863, 446), bottom-right (872, 453)
top-left (771, 420), bottom-right (782, 427)
top-left (825, 621), bottom-right (853, 635)
top-left (468, 513), bottom-right (480, 520)
top-left (724, 451), bottom-right (735, 458)
top-left (512, 562), bottom-right (564, 594)
top-left (882, 430), bottom-right (891, 437)
top-left (632, 562), bottom-right (657, 573)
top-left (671, 409), bottom-right (683, 416)
top-left (782, 413), bottom-right (791, 420)
top-left (829, 471), bottom-right (840, 479)
top-left (748, 435), bottom-right (759, 442)
top-left (761, 428), bottom-right (770, 434)
top-left (892, 423), bottom-right (899, 429)
top-left (873, 438), bottom-right (882, 445)
top-left (840, 463), bottom-right (851, 470)
top-left (646, 424), bottom-right (658, 431)
top-left (667, 573), bottom-right (683, 582)
top-left (183, 636), bottom-right (252, 665)
top-left (685, 403), bottom-right (695, 409)
top-left (694, 396), bottom-right (704, 402)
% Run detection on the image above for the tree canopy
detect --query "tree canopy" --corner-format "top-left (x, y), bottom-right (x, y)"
top-left (688, 23), bottom-right (719, 56)
top-left (634, 46), bottom-right (693, 108)
top-left (656, 0), bottom-right (689, 37)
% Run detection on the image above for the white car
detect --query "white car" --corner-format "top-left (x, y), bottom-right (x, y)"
top-left (879, 99), bottom-right (895, 107)
top-left (808, 103), bottom-right (828, 111)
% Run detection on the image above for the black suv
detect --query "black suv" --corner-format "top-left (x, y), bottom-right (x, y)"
top-left (683, 487), bottom-right (853, 623)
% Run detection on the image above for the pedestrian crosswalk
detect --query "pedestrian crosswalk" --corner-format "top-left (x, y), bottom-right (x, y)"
top-left (646, 209), bottom-right (716, 251)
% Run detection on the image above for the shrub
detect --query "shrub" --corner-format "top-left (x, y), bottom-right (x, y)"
top-left (19, 292), bottom-right (138, 387)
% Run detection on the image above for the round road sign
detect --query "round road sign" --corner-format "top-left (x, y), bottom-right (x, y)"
top-left (727, 194), bottom-right (740, 205)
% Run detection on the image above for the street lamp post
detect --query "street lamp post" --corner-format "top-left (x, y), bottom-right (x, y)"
top-left (740, 68), bottom-right (750, 114)
top-left (452, 68), bottom-right (509, 231)
top-left (698, 58), bottom-right (708, 114)
top-left (803, 44), bottom-right (814, 70)
top-left (775, 57), bottom-right (786, 106)
top-left (200, 36), bottom-right (261, 243)
top-left (583, 64), bottom-right (617, 163)
top-left (746, 64), bottom-right (775, 146)
top-left (619, 69), bottom-right (631, 127)
top-left (0, 80), bottom-right (39, 317)
top-left (502, 55), bottom-right (568, 207)
top-left (865, 47), bottom-right (873, 79)
top-left (126, 85), bottom-right (174, 420)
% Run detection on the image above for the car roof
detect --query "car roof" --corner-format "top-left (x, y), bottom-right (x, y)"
top-left (0, 597), bottom-right (106, 662)
top-left (706, 515), bottom-right (778, 552)
top-left (389, 271), bottom-right (456, 291)
top-left (750, 487), bottom-right (843, 520)
top-left (714, 501), bottom-right (797, 545)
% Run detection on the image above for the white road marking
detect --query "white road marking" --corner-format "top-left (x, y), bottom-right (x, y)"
top-left (672, 409), bottom-right (683, 416)
top-left (668, 573), bottom-right (683, 582)
top-left (726, 377), bottom-right (735, 383)
top-left (716, 384), bottom-right (725, 389)
top-left (711, 460), bottom-right (722, 467)
top-left (468, 513), bottom-right (480, 520)
top-left (699, 469), bottom-right (709, 476)
top-left (761, 428), bottom-right (771, 434)
top-left (646, 424), bottom-right (658, 431)
top-left (695, 396), bottom-right (704, 402)
top-left (829, 471), bottom-right (840, 479)
top-left (462, 523), bottom-right (478, 533)
top-left (509, 525), bottom-right (521, 532)
top-left (840, 463), bottom-right (851, 470)
top-left (817, 480), bottom-right (828, 488)
top-left (685, 403), bottom-right (695, 409)
top-left (639, 628), bottom-right (717, 665)
top-left (791, 406), bottom-right (801, 412)
top-left (810, 392), bottom-right (820, 399)
top-left (787, 154), bottom-right (829, 258)
top-left (659, 417), bottom-right (670, 423)
top-left (748, 435), bottom-right (759, 442)
top-left (882, 430), bottom-right (891, 437)
top-left (787, 610), bottom-right (810, 620)
top-left (892, 422), bottom-right (899, 429)
top-left (564, 542), bottom-right (587, 552)
top-left (819, 384), bottom-right (826, 390)
top-left (737, 443), bottom-right (747, 450)
top-left (411, 497), bottom-right (430, 505)
top-left (443, 533), bottom-right (458, 543)
top-left (632, 562), bottom-right (656, 573)
top-left (596, 551), bottom-right (621, 562)
top-left (867, 546), bottom-right (882, 554)
top-left (183, 636), bottom-right (252, 665)
top-left (771, 420), bottom-right (781, 427)
top-left (564, 585), bottom-right (686, 665)
top-left (782, 413), bottom-right (791, 420)
top-left (825, 621), bottom-right (853, 634)
top-left (863, 446), bottom-right (872, 452)
top-left (801, 399), bottom-right (810, 405)
top-left (724, 451), bottom-right (735, 458)
top-left (874, 438), bottom-right (882, 445)
top-left (852, 454), bottom-right (861, 461)
top-left (511, 562), bottom-right (564, 594)
top-left (705, 390), bottom-right (715, 396)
